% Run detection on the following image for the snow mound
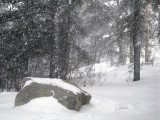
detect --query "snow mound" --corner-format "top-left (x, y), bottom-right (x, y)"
top-left (24, 77), bottom-right (82, 94)
top-left (16, 97), bottom-right (67, 113)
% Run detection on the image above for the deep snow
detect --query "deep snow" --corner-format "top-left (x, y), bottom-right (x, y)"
top-left (0, 63), bottom-right (160, 120)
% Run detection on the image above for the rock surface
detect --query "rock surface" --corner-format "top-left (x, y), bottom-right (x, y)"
top-left (15, 77), bottom-right (91, 111)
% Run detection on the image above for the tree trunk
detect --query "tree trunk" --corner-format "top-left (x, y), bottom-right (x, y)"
top-left (57, 0), bottom-right (72, 80)
top-left (118, 41), bottom-right (125, 65)
top-left (145, 4), bottom-right (149, 63)
top-left (158, 6), bottom-right (160, 43)
top-left (132, 0), bottom-right (141, 81)
top-left (49, 1), bottom-right (59, 78)
top-left (129, 43), bottom-right (134, 63)
top-left (116, 0), bottom-right (126, 65)
top-left (133, 45), bottom-right (141, 81)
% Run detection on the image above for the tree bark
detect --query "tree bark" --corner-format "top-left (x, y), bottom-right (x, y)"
top-left (131, 0), bottom-right (141, 81)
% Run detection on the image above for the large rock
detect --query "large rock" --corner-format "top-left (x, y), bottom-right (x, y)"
top-left (15, 77), bottom-right (91, 111)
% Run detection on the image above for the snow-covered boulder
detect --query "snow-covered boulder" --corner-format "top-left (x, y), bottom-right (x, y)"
top-left (15, 77), bottom-right (91, 111)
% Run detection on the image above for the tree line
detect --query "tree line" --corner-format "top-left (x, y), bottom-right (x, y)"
top-left (0, 0), bottom-right (160, 91)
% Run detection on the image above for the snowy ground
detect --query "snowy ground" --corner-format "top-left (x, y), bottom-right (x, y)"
top-left (0, 63), bottom-right (160, 120)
